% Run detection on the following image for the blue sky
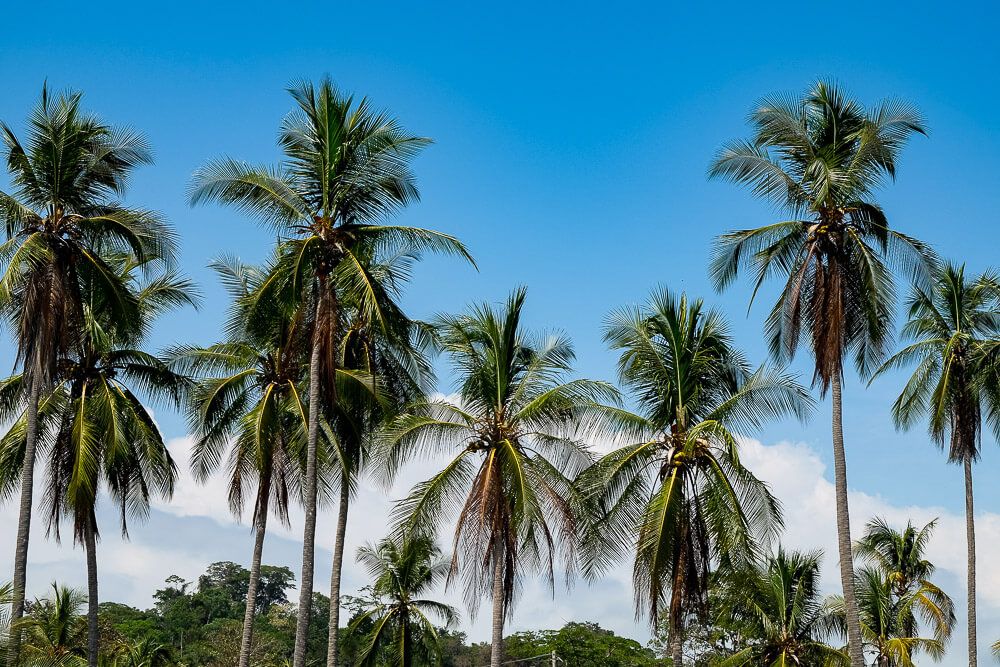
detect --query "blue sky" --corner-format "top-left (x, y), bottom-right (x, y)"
top-left (2, 0), bottom-right (999, 659)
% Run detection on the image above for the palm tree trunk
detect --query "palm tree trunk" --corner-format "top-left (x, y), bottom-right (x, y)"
top-left (490, 553), bottom-right (505, 667)
top-left (831, 373), bottom-right (864, 667)
top-left (965, 456), bottom-right (977, 667)
top-left (294, 276), bottom-right (336, 667)
top-left (669, 519), bottom-right (688, 667)
top-left (325, 480), bottom-right (350, 667)
top-left (6, 372), bottom-right (42, 667)
top-left (239, 475), bottom-right (271, 667)
top-left (293, 335), bottom-right (322, 667)
top-left (84, 511), bottom-right (99, 667)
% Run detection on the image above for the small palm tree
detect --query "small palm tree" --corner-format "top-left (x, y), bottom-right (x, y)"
top-left (580, 288), bottom-right (811, 666)
top-left (17, 583), bottom-right (87, 664)
top-left (872, 262), bottom-right (1000, 667)
top-left (709, 80), bottom-right (932, 667)
top-left (189, 77), bottom-right (473, 667)
top-left (348, 533), bottom-right (458, 667)
top-left (829, 567), bottom-right (946, 666)
top-left (109, 637), bottom-right (171, 667)
top-left (0, 258), bottom-right (192, 667)
top-left (170, 256), bottom-right (309, 667)
top-left (855, 517), bottom-right (954, 642)
top-left (0, 86), bottom-right (175, 664)
top-left (715, 549), bottom-right (847, 667)
top-left (383, 288), bottom-right (614, 667)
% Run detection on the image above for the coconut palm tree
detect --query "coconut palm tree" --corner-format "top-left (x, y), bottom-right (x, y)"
top-left (0, 86), bottom-right (175, 664)
top-left (348, 532), bottom-right (458, 667)
top-left (829, 567), bottom-right (947, 666)
top-left (0, 257), bottom-right (191, 667)
top-left (709, 80), bottom-right (932, 667)
top-left (189, 78), bottom-right (473, 667)
top-left (321, 248), bottom-right (433, 667)
top-left (855, 517), bottom-right (955, 642)
top-left (871, 263), bottom-right (1000, 667)
top-left (109, 637), bottom-right (171, 667)
top-left (579, 288), bottom-right (811, 666)
top-left (382, 288), bottom-right (614, 667)
top-left (715, 549), bottom-right (846, 667)
top-left (17, 583), bottom-right (87, 664)
top-left (169, 256), bottom-right (309, 667)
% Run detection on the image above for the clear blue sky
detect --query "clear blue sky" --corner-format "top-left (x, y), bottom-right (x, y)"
top-left (2, 0), bottom-right (998, 564)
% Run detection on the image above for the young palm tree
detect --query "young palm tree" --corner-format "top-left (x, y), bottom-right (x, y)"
top-left (829, 567), bottom-right (947, 666)
top-left (189, 78), bottom-right (473, 667)
top-left (579, 288), bottom-right (811, 666)
top-left (0, 258), bottom-right (191, 667)
top-left (16, 583), bottom-right (87, 664)
top-left (709, 80), bottom-right (932, 666)
top-left (855, 517), bottom-right (955, 642)
top-left (110, 637), bottom-right (172, 667)
top-left (382, 288), bottom-right (614, 667)
top-left (715, 549), bottom-right (846, 667)
top-left (0, 86), bottom-right (175, 664)
top-left (348, 532), bottom-right (458, 667)
top-left (322, 249), bottom-right (433, 667)
top-left (871, 263), bottom-right (1000, 666)
top-left (169, 256), bottom-right (309, 667)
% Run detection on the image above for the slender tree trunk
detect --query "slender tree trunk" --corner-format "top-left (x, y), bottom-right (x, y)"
top-left (965, 456), bottom-right (977, 667)
top-left (84, 512), bottom-right (99, 667)
top-left (831, 373), bottom-right (864, 667)
top-left (669, 518), bottom-right (688, 667)
top-left (294, 276), bottom-right (337, 667)
top-left (325, 480), bottom-right (350, 667)
top-left (239, 476), bottom-right (271, 667)
top-left (490, 552), bottom-right (505, 667)
top-left (293, 336), bottom-right (322, 667)
top-left (7, 373), bottom-right (42, 667)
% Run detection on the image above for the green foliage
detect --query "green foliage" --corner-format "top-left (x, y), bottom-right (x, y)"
top-left (504, 622), bottom-right (659, 667)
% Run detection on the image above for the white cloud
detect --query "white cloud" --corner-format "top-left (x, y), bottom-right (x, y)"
top-left (2, 436), bottom-right (997, 665)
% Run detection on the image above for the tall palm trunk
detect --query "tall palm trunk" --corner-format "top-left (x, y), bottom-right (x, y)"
top-left (293, 334), bottom-right (322, 667)
top-left (669, 516), bottom-right (688, 667)
top-left (326, 480), bottom-right (350, 667)
top-left (7, 372), bottom-right (42, 667)
top-left (490, 552), bottom-right (505, 667)
top-left (965, 456), bottom-right (977, 667)
top-left (239, 474), bottom-right (272, 667)
top-left (831, 373), bottom-right (864, 667)
top-left (294, 275), bottom-right (336, 667)
top-left (84, 511), bottom-right (99, 667)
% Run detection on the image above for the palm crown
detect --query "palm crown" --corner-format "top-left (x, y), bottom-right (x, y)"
top-left (350, 533), bottom-right (458, 667)
top-left (384, 288), bottom-right (616, 617)
top-left (581, 289), bottom-right (810, 633)
top-left (709, 80), bottom-right (933, 385)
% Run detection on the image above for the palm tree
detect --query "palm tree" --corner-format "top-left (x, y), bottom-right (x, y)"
top-left (709, 80), bottom-right (932, 667)
top-left (348, 532), bottom-right (458, 667)
top-left (321, 249), bottom-right (433, 667)
top-left (0, 86), bottom-right (175, 664)
top-left (579, 288), bottom-right (811, 666)
top-left (829, 567), bottom-right (947, 666)
top-left (189, 77), bottom-right (473, 667)
top-left (871, 263), bottom-right (1000, 667)
top-left (17, 583), bottom-right (87, 664)
top-left (169, 256), bottom-right (309, 667)
top-left (109, 637), bottom-right (171, 667)
top-left (715, 549), bottom-right (846, 667)
top-left (855, 517), bottom-right (955, 642)
top-left (0, 258), bottom-right (191, 667)
top-left (382, 288), bottom-right (614, 667)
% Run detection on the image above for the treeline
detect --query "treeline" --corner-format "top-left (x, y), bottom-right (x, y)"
top-left (1, 75), bottom-right (998, 667)
top-left (6, 560), bottom-right (658, 666)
